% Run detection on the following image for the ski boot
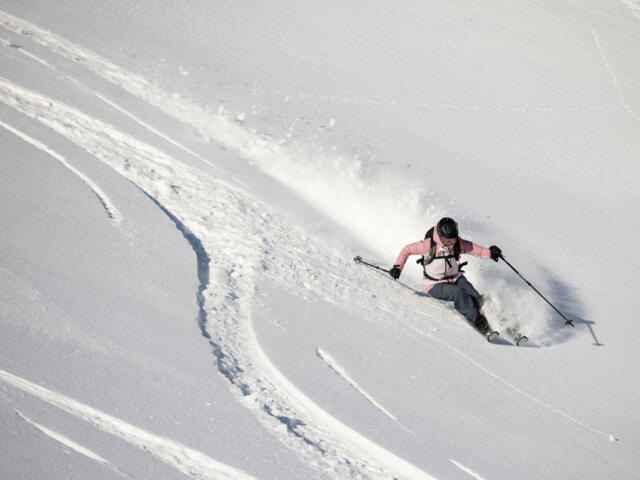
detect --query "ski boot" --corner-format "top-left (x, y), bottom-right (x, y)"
top-left (475, 314), bottom-right (499, 342)
top-left (514, 334), bottom-right (529, 347)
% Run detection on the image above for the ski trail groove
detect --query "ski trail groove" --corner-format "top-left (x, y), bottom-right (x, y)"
top-left (0, 118), bottom-right (121, 222)
top-left (268, 88), bottom-right (623, 114)
top-left (416, 325), bottom-right (618, 442)
top-left (91, 91), bottom-right (223, 173)
top-left (0, 77), bottom-right (436, 479)
top-left (589, 22), bottom-right (640, 123)
top-left (0, 8), bottom-right (263, 161)
top-left (449, 459), bottom-right (488, 480)
top-left (16, 410), bottom-right (130, 479)
top-left (0, 25), bottom-right (221, 173)
top-left (621, 0), bottom-right (640, 23)
top-left (315, 348), bottom-right (404, 426)
top-left (12, 43), bottom-right (55, 67)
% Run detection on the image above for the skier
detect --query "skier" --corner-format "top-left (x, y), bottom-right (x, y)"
top-left (389, 217), bottom-right (502, 339)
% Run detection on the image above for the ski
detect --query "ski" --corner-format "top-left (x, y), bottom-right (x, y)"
top-left (505, 325), bottom-right (528, 346)
top-left (486, 330), bottom-right (500, 343)
top-left (514, 334), bottom-right (529, 347)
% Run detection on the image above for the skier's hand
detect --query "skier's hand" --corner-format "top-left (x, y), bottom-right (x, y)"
top-left (489, 245), bottom-right (502, 262)
top-left (389, 265), bottom-right (401, 280)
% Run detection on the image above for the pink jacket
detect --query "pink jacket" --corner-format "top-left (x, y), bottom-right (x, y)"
top-left (394, 227), bottom-right (491, 291)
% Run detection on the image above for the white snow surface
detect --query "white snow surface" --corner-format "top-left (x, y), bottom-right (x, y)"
top-left (1, 2), bottom-right (639, 479)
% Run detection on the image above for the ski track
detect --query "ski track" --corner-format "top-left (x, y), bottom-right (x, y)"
top-left (13, 42), bottom-right (55, 67)
top-left (589, 22), bottom-right (640, 123)
top-left (0, 8), bottom-right (284, 167)
top-left (267, 88), bottom-right (624, 114)
top-left (419, 327), bottom-right (618, 443)
top-left (0, 370), bottom-right (256, 480)
top-left (0, 119), bottom-right (121, 222)
top-left (16, 410), bottom-right (131, 479)
top-left (621, 0), bottom-right (640, 23)
top-left (315, 347), bottom-right (404, 426)
top-left (449, 459), bottom-right (488, 480)
top-left (0, 36), bottom-right (221, 174)
top-left (0, 76), bottom-right (435, 479)
top-left (89, 90), bottom-right (223, 173)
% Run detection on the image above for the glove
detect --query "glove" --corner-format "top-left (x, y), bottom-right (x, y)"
top-left (489, 245), bottom-right (502, 262)
top-left (389, 265), bottom-right (401, 280)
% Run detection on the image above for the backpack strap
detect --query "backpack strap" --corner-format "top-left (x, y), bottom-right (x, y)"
top-left (416, 226), bottom-right (463, 278)
top-left (424, 227), bottom-right (437, 264)
top-left (415, 227), bottom-right (436, 266)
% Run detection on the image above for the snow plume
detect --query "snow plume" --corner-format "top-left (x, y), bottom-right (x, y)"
top-left (240, 140), bottom-right (440, 257)
top-left (480, 282), bottom-right (547, 343)
top-left (468, 264), bottom-right (575, 346)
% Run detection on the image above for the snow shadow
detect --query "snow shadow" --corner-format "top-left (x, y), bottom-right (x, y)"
top-left (137, 190), bottom-right (254, 386)
top-left (543, 271), bottom-right (602, 347)
top-left (138, 191), bottom-right (210, 328)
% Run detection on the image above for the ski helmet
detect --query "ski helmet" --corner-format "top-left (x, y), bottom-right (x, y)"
top-left (437, 217), bottom-right (458, 239)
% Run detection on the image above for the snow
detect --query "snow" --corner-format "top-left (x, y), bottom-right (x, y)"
top-left (1, 1), bottom-right (639, 479)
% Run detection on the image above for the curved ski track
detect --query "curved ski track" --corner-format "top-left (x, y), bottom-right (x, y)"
top-left (0, 119), bottom-right (121, 222)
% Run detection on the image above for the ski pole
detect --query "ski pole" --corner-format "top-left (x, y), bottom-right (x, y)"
top-left (499, 254), bottom-right (575, 327)
top-left (353, 256), bottom-right (391, 274)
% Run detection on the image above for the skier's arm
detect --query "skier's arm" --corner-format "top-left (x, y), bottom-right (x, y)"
top-left (458, 238), bottom-right (491, 259)
top-left (393, 239), bottom-right (432, 270)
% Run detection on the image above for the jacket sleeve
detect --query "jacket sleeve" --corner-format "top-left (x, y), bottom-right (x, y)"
top-left (394, 239), bottom-right (432, 269)
top-left (458, 238), bottom-right (491, 259)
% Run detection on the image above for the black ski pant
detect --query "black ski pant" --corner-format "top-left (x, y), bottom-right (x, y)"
top-left (429, 276), bottom-right (482, 325)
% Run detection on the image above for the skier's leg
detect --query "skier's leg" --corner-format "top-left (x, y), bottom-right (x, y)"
top-left (455, 277), bottom-right (497, 333)
top-left (429, 282), bottom-right (479, 324)
top-left (455, 277), bottom-right (483, 310)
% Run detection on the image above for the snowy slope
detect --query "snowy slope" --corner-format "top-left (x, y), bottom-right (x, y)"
top-left (1, 1), bottom-right (639, 479)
